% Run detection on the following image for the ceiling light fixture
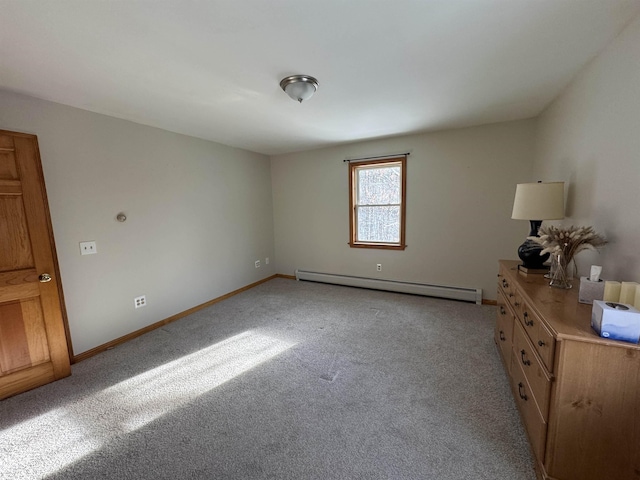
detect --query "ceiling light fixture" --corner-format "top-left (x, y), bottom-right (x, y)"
top-left (279, 75), bottom-right (319, 103)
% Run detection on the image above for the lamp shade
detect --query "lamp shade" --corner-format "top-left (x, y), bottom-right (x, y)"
top-left (511, 182), bottom-right (565, 220)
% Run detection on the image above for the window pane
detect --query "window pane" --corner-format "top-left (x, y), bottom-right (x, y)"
top-left (357, 166), bottom-right (400, 205)
top-left (356, 206), bottom-right (400, 243)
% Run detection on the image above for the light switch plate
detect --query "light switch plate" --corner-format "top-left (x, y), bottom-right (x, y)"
top-left (80, 241), bottom-right (97, 255)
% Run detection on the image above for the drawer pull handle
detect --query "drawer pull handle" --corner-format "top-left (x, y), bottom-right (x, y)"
top-left (538, 340), bottom-right (546, 347)
top-left (499, 306), bottom-right (506, 315)
top-left (514, 301), bottom-right (520, 307)
top-left (499, 330), bottom-right (506, 341)
top-left (520, 349), bottom-right (531, 366)
top-left (524, 312), bottom-right (534, 327)
top-left (518, 382), bottom-right (528, 401)
top-left (502, 279), bottom-right (508, 289)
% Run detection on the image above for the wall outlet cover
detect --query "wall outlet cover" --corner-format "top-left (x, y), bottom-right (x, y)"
top-left (80, 241), bottom-right (97, 255)
top-left (134, 295), bottom-right (147, 308)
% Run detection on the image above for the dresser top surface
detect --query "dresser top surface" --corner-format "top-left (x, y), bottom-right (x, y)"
top-left (499, 259), bottom-right (640, 350)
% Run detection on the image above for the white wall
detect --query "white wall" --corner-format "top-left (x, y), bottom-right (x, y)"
top-left (271, 120), bottom-right (536, 301)
top-left (11, 9), bottom-right (635, 353)
top-left (0, 90), bottom-right (275, 355)
top-left (533, 14), bottom-right (640, 281)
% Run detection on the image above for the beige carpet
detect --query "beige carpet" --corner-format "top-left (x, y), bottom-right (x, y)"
top-left (0, 278), bottom-right (536, 479)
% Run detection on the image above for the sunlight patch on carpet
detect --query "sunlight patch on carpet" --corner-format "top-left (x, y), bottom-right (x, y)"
top-left (1, 330), bottom-right (295, 479)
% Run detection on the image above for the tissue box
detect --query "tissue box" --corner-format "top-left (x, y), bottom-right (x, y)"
top-left (591, 300), bottom-right (640, 343)
top-left (579, 277), bottom-right (605, 304)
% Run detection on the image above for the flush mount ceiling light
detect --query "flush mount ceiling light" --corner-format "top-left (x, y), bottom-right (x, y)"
top-left (279, 75), bottom-right (319, 103)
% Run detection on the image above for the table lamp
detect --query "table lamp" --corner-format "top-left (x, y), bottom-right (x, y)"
top-left (511, 181), bottom-right (565, 270)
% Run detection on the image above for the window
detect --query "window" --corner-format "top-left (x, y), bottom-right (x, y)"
top-left (349, 156), bottom-right (406, 250)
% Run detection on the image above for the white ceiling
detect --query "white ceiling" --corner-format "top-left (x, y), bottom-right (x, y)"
top-left (1, 1), bottom-right (639, 156)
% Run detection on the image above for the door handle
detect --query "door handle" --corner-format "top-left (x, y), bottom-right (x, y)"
top-left (39, 273), bottom-right (52, 283)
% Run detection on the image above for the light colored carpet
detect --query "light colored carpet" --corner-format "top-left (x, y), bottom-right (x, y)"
top-left (0, 278), bottom-right (536, 479)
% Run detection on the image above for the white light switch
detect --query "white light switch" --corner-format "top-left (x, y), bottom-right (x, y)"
top-left (80, 241), bottom-right (97, 255)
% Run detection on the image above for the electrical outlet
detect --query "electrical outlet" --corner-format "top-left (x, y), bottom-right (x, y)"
top-left (80, 241), bottom-right (97, 255)
top-left (134, 295), bottom-right (146, 308)
top-left (265, 257), bottom-right (270, 265)
top-left (255, 260), bottom-right (261, 268)
top-left (377, 264), bottom-right (382, 272)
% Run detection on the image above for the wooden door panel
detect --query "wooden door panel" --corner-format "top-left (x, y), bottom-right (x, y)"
top-left (0, 134), bottom-right (14, 149)
top-left (0, 195), bottom-right (35, 271)
top-left (0, 151), bottom-right (19, 179)
top-left (22, 298), bottom-right (51, 365)
top-left (0, 130), bottom-right (70, 399)
top-left (0, 302), bottom-right (31, 373)
top-left (0, 299), bottom-right (50, 375)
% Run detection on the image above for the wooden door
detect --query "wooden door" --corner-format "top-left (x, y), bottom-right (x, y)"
top-left (0, 130), bottom-right (71, 400)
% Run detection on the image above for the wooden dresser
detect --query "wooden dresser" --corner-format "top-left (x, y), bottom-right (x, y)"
top-left (495, 260), bottom-right (640, 480)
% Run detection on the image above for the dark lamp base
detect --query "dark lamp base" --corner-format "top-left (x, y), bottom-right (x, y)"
top-left (517, 219), bottom-right (550, 270)
top-left (517, 240), bottom-right (550, 269)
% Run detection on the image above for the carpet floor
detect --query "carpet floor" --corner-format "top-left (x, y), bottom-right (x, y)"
top-left (1, 278), bottom-right (536, 479)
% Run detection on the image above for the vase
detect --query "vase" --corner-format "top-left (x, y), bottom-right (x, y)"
top-left (549, 252), bottom-right (573, 289)
top-left (544, 254), bottom-right (557, 279)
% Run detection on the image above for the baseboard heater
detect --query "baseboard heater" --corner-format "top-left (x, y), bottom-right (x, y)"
top-left (295, 270), bottom-right (482, 304)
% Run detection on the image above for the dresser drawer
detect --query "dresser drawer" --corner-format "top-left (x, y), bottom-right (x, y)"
top-left (495, 291), bottom-right (514, 368)
top-left (511, 351), bottom-right (547, 461)
top-left (508, 288), bottom-right (522, 315)
top-left (512, 321), bottom-right (552, 420)
top-left (534, 320), bottom-right (555, 371)
top-left (498, 265), bottom-right (518, 307)
top-left (497, 264), bottom-right (511, 291)
top-left (520, 301), bottom-right (556, 372)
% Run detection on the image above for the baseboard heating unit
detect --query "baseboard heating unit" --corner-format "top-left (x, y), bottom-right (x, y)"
top-left (295, 270), bottom-right (482, 304)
